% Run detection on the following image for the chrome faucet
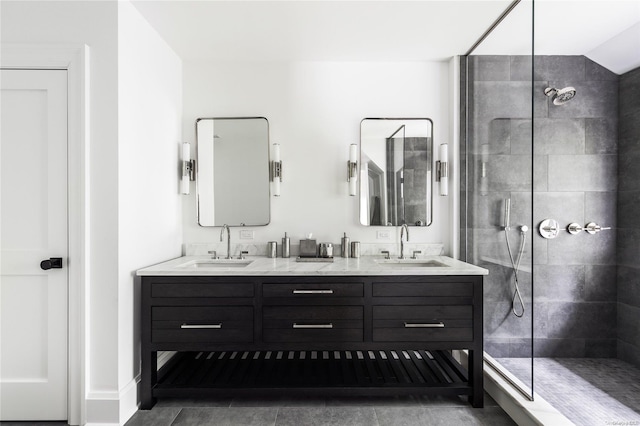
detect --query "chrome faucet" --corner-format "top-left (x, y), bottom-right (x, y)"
top-left (399, 223), bottom-right (409, 259)
top-left (220, 224), bottom-right (231, 259)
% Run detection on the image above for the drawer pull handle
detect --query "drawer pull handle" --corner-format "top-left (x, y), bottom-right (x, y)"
top-left (404, 322), bottom-right (445, 328)
top-left (180, 323), bottom-right (222, 329)
top-left (292, 289), bottom-right (334, 294)
top-left (292, 323), bottom-right (333, 329)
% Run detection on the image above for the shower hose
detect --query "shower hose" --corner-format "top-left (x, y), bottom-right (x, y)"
top-left (504, 226), bottom-right (527, 318)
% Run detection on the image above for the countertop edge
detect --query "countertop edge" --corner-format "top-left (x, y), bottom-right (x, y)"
top-left (136, 255), bottom-right (489, 277)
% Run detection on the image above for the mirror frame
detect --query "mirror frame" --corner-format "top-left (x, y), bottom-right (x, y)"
top-left (195, 116), bottom-right (271, 227)
top-left (359, 117), bottom-right (434, 227)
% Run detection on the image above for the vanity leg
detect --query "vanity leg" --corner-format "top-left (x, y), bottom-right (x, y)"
top-left (469, 350), bottom-right (484, 408)
top-left (140, 350), bottom-right (157, 410)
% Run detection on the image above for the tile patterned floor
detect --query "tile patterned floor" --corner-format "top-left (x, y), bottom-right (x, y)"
top-left (11, 358), bottom-right (640, 425)
top-left (124, 393), bottom-right (516, 426)
top-left (498, 357), bottom-right (640, 426)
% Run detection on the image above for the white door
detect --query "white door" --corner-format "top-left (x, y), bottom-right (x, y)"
top-left (0, 69), bottom-right (68, 421)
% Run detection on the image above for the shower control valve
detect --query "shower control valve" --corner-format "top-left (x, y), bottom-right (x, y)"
top-left (567, 223), bottom-right (583, 235)
top-left (585, 222), bottom-right (611, 235)
top-left (539, 219), bottom-right (560, 239)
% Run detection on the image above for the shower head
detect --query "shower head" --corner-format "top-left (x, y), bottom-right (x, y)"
top-left (544, 86), bottom-right (576, 105)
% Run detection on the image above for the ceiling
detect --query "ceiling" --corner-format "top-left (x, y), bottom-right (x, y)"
top-left (132, 0), bottom-right (640, 73)
top-left (474, 0), bottom-right (640, 74)
top-left (131, 0), bottom-right (513, 62)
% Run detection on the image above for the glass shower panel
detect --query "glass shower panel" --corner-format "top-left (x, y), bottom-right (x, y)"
top-left (462, 0), bottom-right (535, 399)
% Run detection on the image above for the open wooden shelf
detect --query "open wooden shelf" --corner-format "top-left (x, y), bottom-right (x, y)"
top-left (154, 349), bottom-right (471, 398)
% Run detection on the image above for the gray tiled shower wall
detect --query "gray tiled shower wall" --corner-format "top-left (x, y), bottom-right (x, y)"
top-left (465, 55), bottom-right (620, 358)
top-left (618, 66), bottom-right (640, 368)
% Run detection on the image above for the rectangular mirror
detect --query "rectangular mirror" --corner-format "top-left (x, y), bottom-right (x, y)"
top-left (196, 117), bottom-right (270, 226)
top-left (359, 118), bottom-right (433, 226)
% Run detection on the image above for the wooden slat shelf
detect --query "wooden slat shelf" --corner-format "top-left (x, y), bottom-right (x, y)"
top-left (154, 349), bottom-right (471, 396)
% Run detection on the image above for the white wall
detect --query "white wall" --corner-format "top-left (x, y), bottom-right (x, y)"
top-left (1, 1), bottom-right (183, 424)
top-left (117, 2), bottom-right (182, 424)
top-left (1, 1), bottom-right (120, 422)
top-left (182, 60), bottom-right (452, 252)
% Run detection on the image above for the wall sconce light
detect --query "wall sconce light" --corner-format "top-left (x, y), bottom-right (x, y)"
top-left (348, 143), bottom-right (358, 196)
top-left (436, 143), bottom-right (449, 196)
top-left (180, 142), bottom-right (196, 195)
top-left (270, 143), bottom-right (282, 197)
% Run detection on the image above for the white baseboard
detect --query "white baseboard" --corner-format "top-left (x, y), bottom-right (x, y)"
top-left (119, 376), bottom-right (140, 426)
top-left (85, 423), bottom-right (119, 426)
top-left (85, 375), bottom-right (140, 426)
top-left (85, 392), bottom-right (119, 425)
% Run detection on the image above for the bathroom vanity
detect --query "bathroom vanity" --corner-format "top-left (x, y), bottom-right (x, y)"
top-left (137, 256), bottom-right (487, 409)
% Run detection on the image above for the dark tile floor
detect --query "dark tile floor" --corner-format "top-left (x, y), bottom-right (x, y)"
top-left (498, 357), bottom-right (640, 426)
top-left (124, 393), bottom-right (515, 426)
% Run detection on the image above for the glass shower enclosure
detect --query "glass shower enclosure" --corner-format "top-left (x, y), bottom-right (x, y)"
top-left (461, 0), bottom-right (535, 398)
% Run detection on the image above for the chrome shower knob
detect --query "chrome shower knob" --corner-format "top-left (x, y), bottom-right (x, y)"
top-left (585, 222), bottom-right (611, 235)
top-left (539, 219), bottom-right (560, 239)
top-left (567, 223), bottom-right (583, 235)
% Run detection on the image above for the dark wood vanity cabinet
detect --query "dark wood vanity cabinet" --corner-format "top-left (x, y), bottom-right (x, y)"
top-left (140, 275), bottom-right (483, 409)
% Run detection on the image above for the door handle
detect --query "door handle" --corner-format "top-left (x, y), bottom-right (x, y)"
top-left (40, 257), bottom-right (63, 270)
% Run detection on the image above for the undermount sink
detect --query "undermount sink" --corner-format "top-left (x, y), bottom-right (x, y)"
top-left (177, 259), bottom-right (254, 269)
top-left (376, 259), bottom-right (449, 268)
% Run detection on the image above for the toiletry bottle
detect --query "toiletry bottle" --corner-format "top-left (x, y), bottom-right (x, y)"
top-left (282, 232), bottom-right (290, 258)
top-left (341, 232), bottom-right (350, 257)
top-left (351, 241), bottom-right (360, 258)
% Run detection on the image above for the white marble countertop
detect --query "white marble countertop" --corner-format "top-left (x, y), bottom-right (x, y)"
top-left (136, 255), bottom-right (488, 276)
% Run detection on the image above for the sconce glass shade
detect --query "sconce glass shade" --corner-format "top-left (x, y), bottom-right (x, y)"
top-left (348, 143), bottom-right (358, 196)
top-left (271, 143), bottom-right (281, 196)
top-left (439, 143), bottom-right (448, 196)
top-left (181, 142), bottom-right (191, 195)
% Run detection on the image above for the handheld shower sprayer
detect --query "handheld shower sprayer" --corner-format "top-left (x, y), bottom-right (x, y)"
top-left (504, 198), bottom-right (511, 230)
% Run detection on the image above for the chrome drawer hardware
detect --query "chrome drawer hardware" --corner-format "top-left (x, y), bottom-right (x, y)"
top-left (404, 322), bottom-right (445, 328)
top-left (181, 323), bottom-right (222, 329)
top-left (293, 323), bottom-right (333, 329)
top-left (292, 289), bottom-right (334, 294)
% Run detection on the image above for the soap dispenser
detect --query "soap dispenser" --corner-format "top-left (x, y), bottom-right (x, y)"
top-left (341, 232), bottom-right (350, 258)
top-left (282, 232), bottom-right (290, 258)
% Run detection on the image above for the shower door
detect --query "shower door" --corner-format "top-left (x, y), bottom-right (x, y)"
top-left (461, 0), bottom-right (535, 399)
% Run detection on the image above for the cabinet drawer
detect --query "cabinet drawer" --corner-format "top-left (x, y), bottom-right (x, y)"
top-left (263, 283), bottom-right (363, 298)
top-left (151, 282), bottom-right (254, 298)
top-left (263, 306), bottom-right (363, 342)
top-left (373, 305), bottom-right (472, 342)
top-left (372, 282), bottom-right (472, 297)
top-left (152, 306), bottom-right (253, 343)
